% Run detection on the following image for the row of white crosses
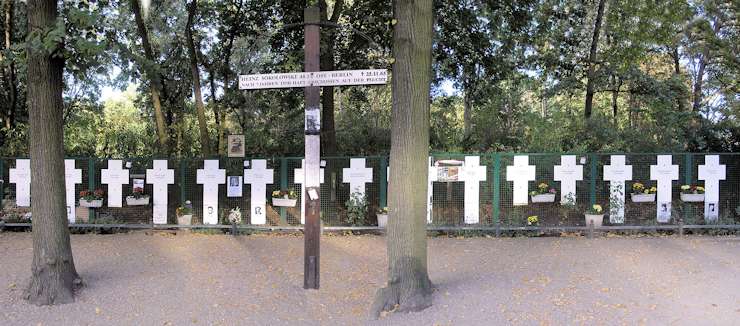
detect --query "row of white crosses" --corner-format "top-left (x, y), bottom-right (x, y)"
top-left (6, 154), bottom-right (727, 224)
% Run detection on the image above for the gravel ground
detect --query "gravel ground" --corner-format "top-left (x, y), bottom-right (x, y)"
top-left (1, 231), bottom-right (739, 325)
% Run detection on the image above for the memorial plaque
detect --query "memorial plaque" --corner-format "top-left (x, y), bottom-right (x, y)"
top-left (461, 156), bottom-right (487, 224)
top-left (146, 160), bottom-right (175, 225)
top-left (244, 160), bottom-right (274, 225)
top-left (342, 158), bottom-right (373, 197)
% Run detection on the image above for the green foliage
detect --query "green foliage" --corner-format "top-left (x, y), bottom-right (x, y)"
top-left (344, 192), bottom-right (368, 226)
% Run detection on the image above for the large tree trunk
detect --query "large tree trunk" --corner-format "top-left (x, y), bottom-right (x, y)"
top-left (370, 0), bottom-right (433, 318)
top-left (24, 0), bottom-right (81, 305)
top-left (4, 0), bottom-right (16, 129)
top-left (584, 0), bottom-right (607, 118)
top-left (186, 0), bottom-right (211, 156)
top-left (319, 0), bottom-right (343, 155)
top-left (131, 0), bottom-right (169, 153)
top-left (692, 53), bottom-right (706, 112)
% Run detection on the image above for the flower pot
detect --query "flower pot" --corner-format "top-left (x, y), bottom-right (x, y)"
top-left (177, 214), bottom-right (192, 226)
top-left (377, 214), bottom-right (388, 228)
top-left (681, 193), bottom-right (705, 202)
top-left (584, 214), bottom-right (604, 227)
top-left (631, 193), bottom-right (656, 203)
top-left (531, 194), bottom-right (556, 203)
top-left (272, 198), bottom-right (297, 207)
top-left (126, 196), bottom-right (150, 206)
top-left (79, 199), bottom-right (103, 208)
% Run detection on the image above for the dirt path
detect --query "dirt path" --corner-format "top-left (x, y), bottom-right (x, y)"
top-left (1, 232), bottom-right (739, 325)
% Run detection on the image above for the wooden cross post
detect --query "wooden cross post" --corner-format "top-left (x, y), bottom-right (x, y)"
top-left (239, 6), bottom-right (388, 290)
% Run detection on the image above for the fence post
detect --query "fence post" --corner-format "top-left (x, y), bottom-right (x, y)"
top-left (87, 158), bottom-right (95, 222)
top-left (492, 153), bottom-right (501, 226)
top-left (280, 157), bottom-right (288, 224)
top-left (589, 154), bottom-right (597, 207)
top-left (379, 156), bottom-right (388, 208)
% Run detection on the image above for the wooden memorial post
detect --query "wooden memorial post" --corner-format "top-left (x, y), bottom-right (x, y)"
top-left (238, 6), bottom-right (388, 289)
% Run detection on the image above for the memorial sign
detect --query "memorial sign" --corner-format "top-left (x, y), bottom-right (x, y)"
top-left (553, 155), bottom-right (583, 204)
top-left (650, 155), bottom-right (679, 223)
top-left (64, 160), bottom-right (82, 223)
top-left (101, 160), bottom-right (130, 207)
top-left (460, 156), bottom-right (486, 224)
top-left (196, 160), bottom-right (226, 225)
top-left (9, 159), bottom-right (31, 207)
top-left (146, 160), bottom-right (174, 225)
top-left (506, 156), bottom-right (536, 206)
top-left (603, 155), bottom-right (632, 223)
top-left (698, 155), bottom-right (725, 222)
top-left (244, 159), bottom-right (274, 225)
top-left (342, 158), bottom-right (373, 197)
top-left (239, 69), bottom-right (388, 90)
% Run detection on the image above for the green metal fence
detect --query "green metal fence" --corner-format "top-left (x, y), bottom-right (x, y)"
top-left (1, 153), bottom-right (738, 228)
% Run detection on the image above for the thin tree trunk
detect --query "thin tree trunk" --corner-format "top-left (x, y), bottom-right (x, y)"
top-left (692, 53), bottom-right (706, 112)
top-left (4, 0), bottom-right (16, 129)
top-left (186, 0), bottom-right (211, 156)
top-left (611, 76), bottom-right (620, 120)
top-left (319, 0), bottom-right (343, 155)
top-left (463, 81), bottom-right (472, 141)
top-left (131, 0), bottom-right (168, 153)
top-left (24, 0), bottom-right (81, 305)
top-left (370, 0), bottom-right (433, 318)
top-left (584, 0), bottom-right (607, 118)
top-left (671, 46), bottom-right (686, 112)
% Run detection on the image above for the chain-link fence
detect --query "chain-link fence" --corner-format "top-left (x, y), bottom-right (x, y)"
top-left (1, 153), bottom-right (738, 228)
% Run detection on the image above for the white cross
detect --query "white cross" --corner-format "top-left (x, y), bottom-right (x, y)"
top-left (244, 159), bottom-right (274, 225)
top-left (9, 159), bottom-right (31, 207)
top-left (294, 159), bottom-right (325, 224)
top-left (698, 155), bottom-right (726, 222)
top-left (427, 157), bottom-right (437, 223)
top-left (197, 160), bottom-right (226, 225)
top-left (554, 155), bottom-right (583, 205)
top-left (101, 160), bottom-right (130, 208)
top-left (650, 155), bottom-right (679, 223)
top-left (604, 155), bottom-right (632, 223)
top-left (506, 156), bottom-right (536, 206)
top-left (461, 156), bottom-right (487, 224)
top-left (146, 160), bottom-right (175, 224)
top-left (64, 160), bottom-right (82, 223)
top-left (342, 158), bottom-right (373, 197)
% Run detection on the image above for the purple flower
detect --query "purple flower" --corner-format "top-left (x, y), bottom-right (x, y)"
top-left (549, 188), bottom-right (557, 194)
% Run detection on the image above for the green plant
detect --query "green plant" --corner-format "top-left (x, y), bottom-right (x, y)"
top-left (345, 192), bottom-right (368, 226)
top-left (680, 184), bottom-right (705, 194)
top-left (377, 206), bottom-right (388, 215)
top-left (128, 187), bottom-right (147, 199)
top-left (272, 189), bottom-right (297, 199)
top-left (586, 204), bottom-right (604, 215)
top-left (631, 182), bottom-right (656, 194)
top-left (80, 188), bottom-right (105, 201)
top-left (527, 215), bottom-right (538, 226)
top-left (529, 181), bottom-right (557, 196)
top-left (176, 200), bottom-right (193, 216)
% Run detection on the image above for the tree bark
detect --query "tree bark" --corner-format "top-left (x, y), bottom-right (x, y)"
top-left (319, 0), bottom-right (343, 155)
top-left (186, 0), bottom-right (212, 157)
top-left (24, 0), bottom-right (82, 305)
top-left (131, 0), bottom-right (169, 153)
top-left (584, 0), bottom-right (607, 119)
top-left (370, 0), bottom-right (433, 319)
top-left (463, 81), bottom-right (472, 141)
top-left (4, 0), bottom-right (16, 129)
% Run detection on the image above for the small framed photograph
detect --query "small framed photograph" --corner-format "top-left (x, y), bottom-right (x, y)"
top-left (227, 135), bottom-right (245, 157)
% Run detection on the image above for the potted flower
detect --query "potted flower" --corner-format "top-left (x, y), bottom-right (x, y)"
top-left (527, 215), bottom-right (539, 226)
top-left (271, 189), bottom-right (298, 207)
top-left (176, 200), bottom-right (193, 225)
top-left (680, 184), bottom-right (705, 202)
top-left (79, 189), bottom-right (105, 207)
top-left (584, 204), bottom-right (604, 227)
top-left (630, 182), bottom-right (656, 203)
top-left (125, 187), bottom-right (150, 206)
top-left (530, 181), bottom-right (557, 203)
top-left (228, 207), bottom-right (242, 225)
top-left (377, 207), bottom-right (389, 228)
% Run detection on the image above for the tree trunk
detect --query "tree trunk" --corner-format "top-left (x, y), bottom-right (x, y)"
top-left (319, 0), bottom-right (343, 155)
top-left (370, 0), bottom-right (433, 318)
top-left (131, 0), bottom-right (169, 153)
top-left (4, 0), bottom-right (16, 129)
top-left (186, 0), bottom-right (211, 157)
top-left (584, 0), bottom-right (607, 119)
top-left (692, 53), bottom-right (706, 112)
top-left (463, 82), bottom-right (472, 141)
top-left (24, 0), bottom-right (81, 305)
top-left (671, 46), bottom-right (686, 112)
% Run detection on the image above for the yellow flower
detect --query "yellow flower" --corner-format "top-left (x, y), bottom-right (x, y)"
top-left (643, 189), bottom-right (650, 194)
top-left (527, 215), bottom-right (538, 225)
top-left (696, 186), bottom-right (705, 192)
top-left (272, 190), bottom-right (281, 197)
top-left (649, 186), bottom-right (657, 193)
top-left (633, 182), bottom-right (644, 190)
top-left (680, 185), bottom-right (690, 190)
top-left (593, 204), bottom-right (603, 213)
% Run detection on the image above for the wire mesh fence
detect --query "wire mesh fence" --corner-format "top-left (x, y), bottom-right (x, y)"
top-left (1, 153), bottom-right (738, 228)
